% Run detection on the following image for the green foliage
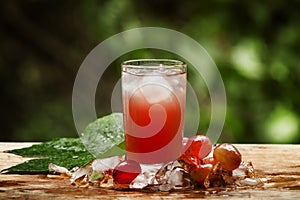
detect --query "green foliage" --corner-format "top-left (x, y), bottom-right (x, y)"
top-left (3, 113), bottom-right (126, 174)
top-left (4, 138), bottom-right (93, 174)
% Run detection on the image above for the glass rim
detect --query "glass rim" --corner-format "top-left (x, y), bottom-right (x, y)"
top-left (121, 59), bottom-right (186, 70)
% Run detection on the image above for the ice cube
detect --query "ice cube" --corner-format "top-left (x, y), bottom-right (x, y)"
top-left (168, 167), bottom-right (184, 186)
top-left (236, 178), bottom-right (261, 186)
top-left (139, 84), bottom-right (172, 104)
top-left (122, 73), bottom-right (140, 93)
top-left (130, 173), bottom-right (149, 189)
top-left (122, 81), bottom-right (137, 95)
top-left (130, 162), bottom-right (193, 191)
top-left (141, 75), bottom-right (169, 86)
top-left (153, 161), bottom-right (192, 191)
top-left (70, 164), bottom-right (93, 184)
top-left (48, 163), bottom-right (71, 175)
top-left (130, 163), bottom-right (163, 189)
top-left (92, 156), bottom-right (123, 173)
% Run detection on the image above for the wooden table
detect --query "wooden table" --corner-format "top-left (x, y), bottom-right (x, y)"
top-left (0, 143), bottom-right (300, 199)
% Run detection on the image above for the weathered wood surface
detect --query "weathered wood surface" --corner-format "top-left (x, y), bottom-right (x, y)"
top-left (0, 143), bottom-right (300, 199)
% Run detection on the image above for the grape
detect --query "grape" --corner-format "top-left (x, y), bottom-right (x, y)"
top-left (213, 143), bottom-right (242, 171)
top-left (189, 163), bottom-right (213, 186)
top-left (180, 135), bottom-right (212, 165)
top-left (185, 135), bottom-right (212, 159)
top-left (112, 160), bottom-right (141, 184)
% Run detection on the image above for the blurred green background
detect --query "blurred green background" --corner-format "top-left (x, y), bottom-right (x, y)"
top-left (1, 0), bottom-right (299, 143)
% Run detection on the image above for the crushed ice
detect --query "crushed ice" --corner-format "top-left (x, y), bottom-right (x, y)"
top-left (49, 157), bottom-right (262, 191)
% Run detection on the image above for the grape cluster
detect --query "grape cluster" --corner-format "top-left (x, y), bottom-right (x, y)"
top-left (180, 135), bottom-right (242, 187)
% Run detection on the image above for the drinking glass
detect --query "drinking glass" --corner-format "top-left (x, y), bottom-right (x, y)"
top-left (121, 59), bottom-right (186, 164)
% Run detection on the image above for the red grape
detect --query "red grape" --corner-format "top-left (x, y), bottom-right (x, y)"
top-left (213, 143), bottom-right (242, 171)
top-left (112, 160), bottom-right (141, 184)
top-left (180, 135), bottom-right (212, 165)
top-left (189, 163), bottom-right (213, 186)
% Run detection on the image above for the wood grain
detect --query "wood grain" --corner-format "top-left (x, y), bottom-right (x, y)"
top-left (0, 143), bottom-right (300, 199)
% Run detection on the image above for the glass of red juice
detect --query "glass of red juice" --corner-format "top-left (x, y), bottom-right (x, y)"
top-left (121, 59), bottom-right (186, 164)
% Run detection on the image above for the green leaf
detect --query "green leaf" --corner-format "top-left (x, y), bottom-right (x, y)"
top-left (3, 113), bottom-right (126, 174)
top-left (98, 141), bottom-right (126, 158)
top-left (4, 138), bottom-right (94, 174)
top-left (81, 112), bottom-right (125, 158)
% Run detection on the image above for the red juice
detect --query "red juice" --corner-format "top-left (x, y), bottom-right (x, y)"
top-left (122, 59), bottom-right (186, 164)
